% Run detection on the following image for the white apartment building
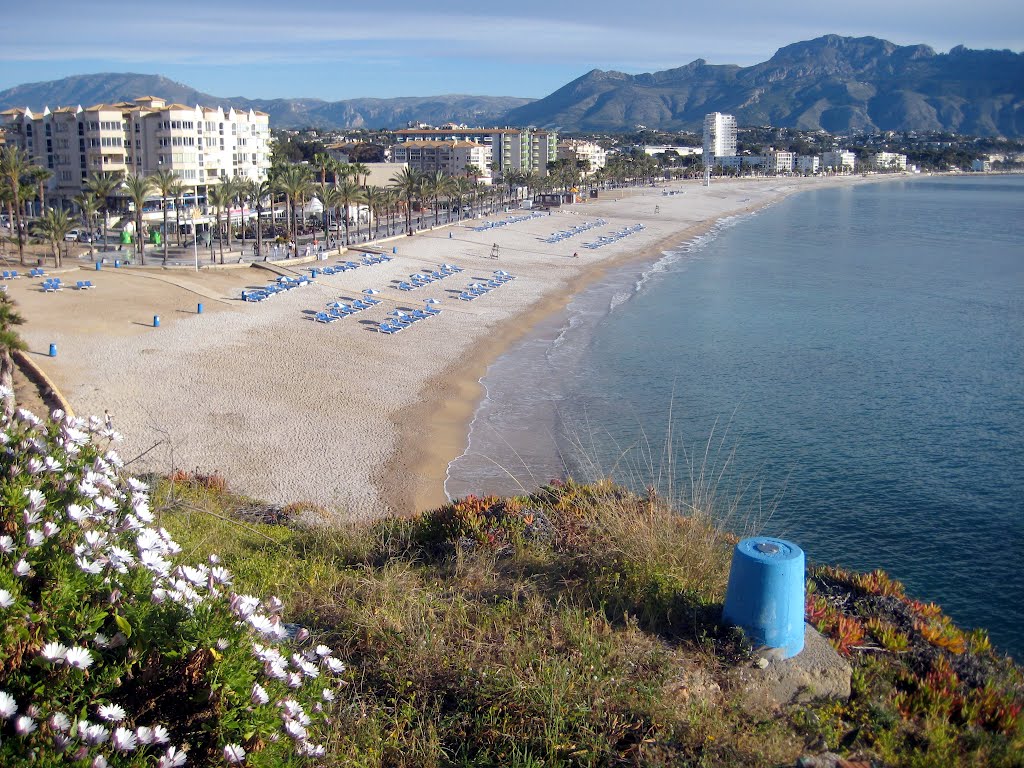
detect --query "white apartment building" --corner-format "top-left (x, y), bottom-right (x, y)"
top-left (702, 112), bottom-right (737, 166)
top-left (765, 151), bottom-right (796, 175)
top-left (556, 139), bottom-right (607, 173)
top-left (822, 150), bottom-right (857, 173)
top-left (796, 155), bottom-right (820, 175)
top-left (2, 96), bottom-right (271, 208)
top-left (395, 127), bottom-right (557, 176)
top-left (638, 145), bottom-right (702, 157)
top-left (872, 152), bottom-right (908, 171)
top-left (390, 141), bottom-right (493, 184)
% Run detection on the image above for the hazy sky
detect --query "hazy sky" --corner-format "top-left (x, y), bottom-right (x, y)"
top-left (2, 0), bottom-right (1021, 101)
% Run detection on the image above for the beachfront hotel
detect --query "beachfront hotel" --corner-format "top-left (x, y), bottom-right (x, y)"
top-left (390, 140), bottom-right (494, 184)
top-left (1, 96), bottom-right (271, 209)
top-left (822, 149), bottom-right (857, 173)
top-left (395, 126), bottom-right (558, 177)
top-left (702, 112), bottom-right (738, 167)
top-left (556, 139), bottom-right (608, 173)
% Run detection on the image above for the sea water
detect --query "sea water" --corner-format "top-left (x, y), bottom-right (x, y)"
top-left (446, 175), bottom-right (1024, 660)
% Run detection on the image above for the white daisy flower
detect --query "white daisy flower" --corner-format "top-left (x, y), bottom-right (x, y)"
top-left (157, 745), bottom-right (187, 767)
top-left (14, 559), bottom-right (32, 577)
top-left (223, 743), bottom-right (246, 763)
top-left (15, 714), bottom-right (37, 735)
top-left (0, 589), bottom-right (15, 608)
top-left (283, 719), bottom-right (307, 741)
top-left (112, 726), bottom-right (138, 752)
top-left (287, 672), bottom-right (303, 689)
top-left (298, 660), bottom-right (319, 679)
top-left (26, 528), bottom-right (44, 548)
top-left (78, 480), bottom-right (100, 499)
top-left (26, 457), bottom-right (44, 474)
top-left (93, 755), bottom-right (109, 768)
top-left (210, 566), bottom-right (232, 586)
top-left (251, 683), bottom-right (270, 706)
top-left (66, 504), bottom-right (88, 523)
top-left (83, 722), bottom-right (110, 744)
top-left (42, 521), bottom-right (60, 538)
top-left (43, 456), bottom-right (62, 472)
top-left (65, 647), bottom-right (95, 669)
top-left (247, 614), bottom-right (275, 635)
top-left (0, 535), bottom-right (14, 554)
top-left (41, 641), bottom-right (69, 663)
top-left (24, 488), bottom-right (46, 511)
top-left (265, 596), bottom-right (284, 615)
top-left (0, 690), bottom-right (18, 719)
top-left (77, 557), bottom-right (104, 576)
top-left (322, 688), bottom-right (335, 702)
top-left (136, 726), bottom-right (154, 744)
top-left (50, 712), bottom-right (72, 732)
top-left (315, 644), bottom-right (332, 657)
top-left (23, 508), bottom-right (42, 526)
top-left (325, 657), bottom-right (346, 675)
top-left (98, 704), bottom-right (126, 722)
top-left (264, 662), bottom-right (287, 681)
top-left (106, 450), bottom-right (124, 468)
top-left (304, 743), bottom-right (326, 757)
top-left (94, 496), bottom-right (117, 514)
top-left (152, 725), bottom-right (171, 744)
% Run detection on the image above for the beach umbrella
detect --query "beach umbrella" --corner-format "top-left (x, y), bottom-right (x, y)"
top-left (327, 302), bottom-right (347, 309)
top-left (425, 298), bottom-right (441, 305)
top-left (362, 288), bottom-right (380, 295)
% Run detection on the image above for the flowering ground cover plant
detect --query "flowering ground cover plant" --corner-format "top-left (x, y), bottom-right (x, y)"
top-left (0, 387), bottom-right (344, 766)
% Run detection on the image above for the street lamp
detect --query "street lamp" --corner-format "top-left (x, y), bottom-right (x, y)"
top-left (191, 207), bottom-right (199, 272)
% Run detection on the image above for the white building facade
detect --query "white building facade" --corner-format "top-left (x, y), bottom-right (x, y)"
top-left (395, 127), bottom-right (557, 176)
top-left (2, 96), bottom-right (271, 207)
top-left (872, 152), bottom-right (908, 171)
top-left (556, 139), bottom-right (608, 173)
top-left (702, 112), bottom-right (737, 167)
top-left (390, 141), bottom-right (493, 183)
top-left (822, 150), bottom-right (856, 173)
top-left (796, 155), bottom-right (820, 175)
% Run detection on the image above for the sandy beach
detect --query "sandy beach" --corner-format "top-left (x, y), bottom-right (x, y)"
top-left (9, 175), bottom-right (874, 519)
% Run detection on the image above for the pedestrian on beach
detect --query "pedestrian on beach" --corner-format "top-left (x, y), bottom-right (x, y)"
top-left (573, 252), bottom-right (579, 258)
top-left (104, 410), bottom-right (113, 431)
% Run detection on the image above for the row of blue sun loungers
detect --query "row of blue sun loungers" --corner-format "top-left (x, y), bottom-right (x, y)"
top-left (313, 295), bottom-right (383, 323)
top-left (312, 252), bottom-right (392, 276)
top-left (242, 274), bottom-right (314, 302)
top-left (29, 268), bottom-right (46, 277)
top-left (377, 304), bottom-right (442, 334)
top-left (2, 270), bottom-right (22, 280)
top-left (457, 271), bottom-right (515, 301)
top-left (396, 263), bottom-right (464, 291)
top-left (471, 212), bottom-right (544, 232)
top-left (42, 278), bottom-right (64, 292)
top-left (584, 223), bottom-right (647, 249)
top-left (543, 219), bottom-right (607, 243)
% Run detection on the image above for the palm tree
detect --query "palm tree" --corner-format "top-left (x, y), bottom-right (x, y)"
top-left (32, 207), bottom-right (76, 269)
top-left (0, 293), bottom-right (26, 417)
top-left (313, 181), bottom-right (334, 236)
top-left (335, 178), bottom-right (365, 246)
top-left (450, 177), bottom-right (472, 221)
top-left (247, 179), bottom-right (272, 259)
top-left (0, 147), bottom-right (32, 265)
top-left (274, 165), bottom-right (312, 243)
top-left (312, 152), bottom-right (333, 185)
top-left (316, 184), bottom-right (343, 252)
top-left (206, 183), bottom-right (232, 264)
top-left (363, 185), bottom-right (385, 239)
top-left (349, 162), bottom-right (370, 188)
top-left (85, 172), bottom-right (121, 252)
top-left (389, 167), bottom-right (421, 235)
top-left (122, 174), bottom-right (155, 265)
top-left (73, 192), bottom-right (100, 258)
top-left (228, 175), bottom-right (248, 252)
top-left (28, 167), bottom-right (53, 217)
top-left (380, 188), bottom-right (399, 237)
top-left (169, 178), bottom-right (187, 247)
top-left (151, 169), bottom-right (180, 266)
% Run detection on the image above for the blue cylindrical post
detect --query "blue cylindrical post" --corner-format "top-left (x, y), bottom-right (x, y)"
top-left (722, 537), bottom-right (805, 658)
top-left (114, 260), bottom-right (120, 268)
top-left (449, 231), bottom-right (453, 239)
top-left (392, 246), bottom-right (397, 254)
top-left (197, 303), bottom-right (203, 314)
top-left (95, 261), bottom-right (101, 271)
top-left (153, 315), bottom-right (160, 328)
top-left (48, 343), bottom-right (57, 358)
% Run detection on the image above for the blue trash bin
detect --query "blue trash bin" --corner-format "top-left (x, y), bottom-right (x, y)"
top-left (197, 303), bottom-right (203, 314)
top-left (153, 315), bottom-right (160, 328)
top-left (722, 537), bottom-right (805, 658)
top-left (49, 343), bottom-right (57, 358)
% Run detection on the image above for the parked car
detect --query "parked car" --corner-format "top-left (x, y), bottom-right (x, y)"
top-left (77, 231), bottom-right (94, 243)
top-left (65, 229), bottom-right (81, 241)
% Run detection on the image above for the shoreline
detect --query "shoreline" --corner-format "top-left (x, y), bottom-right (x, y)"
top-left (11, 174), bottom-right (889, 520)
top-left (382, 183), bottom-right (812, 514)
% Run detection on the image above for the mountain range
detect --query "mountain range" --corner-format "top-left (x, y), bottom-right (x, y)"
top-left (1, 35), bottom-right (1021, 136)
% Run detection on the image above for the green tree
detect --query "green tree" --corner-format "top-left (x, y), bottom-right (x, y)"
top-left (0, 147), bottom-right (32, 265)
top-left (363, 185), bottom-right (385, 239)
top-left (206, 183), bottom-right (232, 264)
top-left (246, 179), bottom-right (273, 259)
top-left (274, 165), bottom-right (312, 243)
top-left (0, 293), bottom-right (26, 416)
top-left (336, 179), bottom-right (366, 246)
top-left (151, 169), bottom-right (180, 266)
top-left (85, 172), bottom-right (122, 253)
top-left (72, 192), bottom-right (100, 258)
top-left (389, 167), bottom-right (422, 235)
top-left (349, 162), bottom-right (370, 188)
top-left (28, 166), bottom-right (53, 217)
top-left (122, 174), bottom-right (155, 265)
top-left (32, 207), bottom-right (76, 269)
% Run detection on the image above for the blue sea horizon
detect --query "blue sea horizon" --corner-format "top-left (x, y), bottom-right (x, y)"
top-left (447, 174), bottom-right (1024, 661)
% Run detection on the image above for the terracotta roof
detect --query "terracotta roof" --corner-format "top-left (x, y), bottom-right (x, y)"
top-left (395, 140), bottom-right (488, 149)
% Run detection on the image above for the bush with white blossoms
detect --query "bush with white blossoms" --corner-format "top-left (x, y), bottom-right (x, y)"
top-left (0, 391), bottom-right (344, 766)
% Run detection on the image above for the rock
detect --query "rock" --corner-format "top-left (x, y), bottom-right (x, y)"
top-left (730, 624), bottom-right (852, 713)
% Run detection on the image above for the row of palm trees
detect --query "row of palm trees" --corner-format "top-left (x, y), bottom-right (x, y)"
top-left (3, 142), bottom-right (666, 270)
